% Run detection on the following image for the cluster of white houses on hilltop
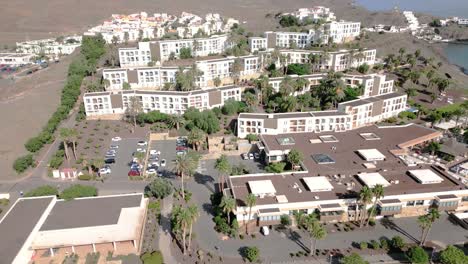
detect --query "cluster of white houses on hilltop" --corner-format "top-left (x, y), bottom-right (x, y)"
top-left (16, 36), bottom-right (82, 56)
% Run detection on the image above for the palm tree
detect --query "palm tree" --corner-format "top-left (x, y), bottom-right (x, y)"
top-left (175, 154), bottom-right (193, 200)
top-left (126, 96), bottom-right (143, 131)
top-left (93, 158), bottom-right (105, 176)
top-left (358, 186), bottom-right (373, 227)
top-left (279, 75), bottom-right (295, 96)
top-left (69, 128), bottom-right (79, 159)
top-left (220, 196), bottom-right (236, 224)
top-left (215, 154), bottom-right (231, 192)
top-left (367, 184), bottom-right (384, 226)
top-left (417, 215), bottom-right (431, 246)
top-left (295, 77), bottom-right (310, 93)
top-left (421, 208), bottom-right (440, 245)
top-left (168, 114), bottom-right (184, 130)
top-left (246, 193), bottom-right (257, 235)
top-left (426, 141), bottom-right (441, 156)
top-left (187, 128), bottom-right (205, 151)
top-left (244, 92), bottom-right (257, 109)
top-left (59, 128), bottom-right (71, 164)
top-left (307, 220), bottom-right (327, 255)
top-left (178, 207), bottom-right (191, 255)
top-left (187, 205), bottom-right (198, 252)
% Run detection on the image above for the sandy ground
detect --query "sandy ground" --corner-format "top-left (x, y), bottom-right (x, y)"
top-left (0, 0), bottom-right (406, 45)
top-left (0, 54), bottom-right (74, 180)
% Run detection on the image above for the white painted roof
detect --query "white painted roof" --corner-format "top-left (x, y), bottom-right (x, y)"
top-left (276, 195), bottom-right (288, 203)
top-left (248, 180), bottom-right (277, 196)
top-left (358, 149), bottom-right (386, 161)
top-left (408, 169), bottom-right (444, 184)
top-left (302, 176), bottom-right (334, 192)
top-left (357, 172), bottom-right (390, 187)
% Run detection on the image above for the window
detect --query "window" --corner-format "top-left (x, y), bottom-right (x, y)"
top-left (439, 201), bottom-right (458, 208)
top-left (406, 201), bottom-right (415, 206)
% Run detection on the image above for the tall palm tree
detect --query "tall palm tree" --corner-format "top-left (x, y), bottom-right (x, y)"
top-left (279, 75), bottom-right (295, 96)
top-left (187, 205), bottom-right (198, 252)
top-left (246, 193), bottom-right (257, 235)
top-left (358, 186), bottom-right (373, 227)
top-left (215, 154), bottom-right (231, 192)
top-left (59, 128), bottom-right (71, 164)
top-left (308, 220), bottom-right (327, 255)
top-left (69, 128), bottom-right (79, 159)
top-left (417, 215), bottom-right (431, 246)
top-left (220, 196), bottom-right (236, 224)
top-left (421, 208), bottom-right (440, 245)
top-left (367, 184), bottom-right (384, 226)
top-left (93, 158), bottom-right (105, 176)
top-left (178, 207), bottom-right (191, 255)
top-left (175, 154), bottom-right (193, 200)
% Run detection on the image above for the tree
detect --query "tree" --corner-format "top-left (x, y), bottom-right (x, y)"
top-left (244, 246), bottom-right (260, 262)
top-left (25, 185), bottom-right (59, 197)
top-left (427, 111), bottom-right (442, 128)
top-left (420, 208), bottom-right (440, 245)
top-left (167, 114), bottom-right (184, 130)
top-left (244, 92), bottom-right (257, 109)
top-left (245, 133), bottom-right (258, 143)
top-left (367, 184), bottom-right (384, 226)
top-left (220, 196), bottom-right (236, 224)
top-left (279, 96), bottom-right (297, 112)
top-left (175, 154), bottom-right (193, 201)
top-left (92, 158), bottom-right (105, 176)
top-left (231, 58), bottom-right (243, 84)
top-left (307, 220), bottom-right (327, 255)
top-left (439, 245), bottom-right (468, 264)
top-left (175, 206), bottom-right (191, 255)
top-left (358, 186), bottom-right (373, 227)
top-left (287, 149), bottom-right (303, 170)
top-left (187, 205), bottom-right (198, 252)
top-left (59, 128), bottom-right (72, 163)
top-left (426, 141), bottom-right (441, 156)
top-left (187, 128), bottom-right (205, 151)
top-left (341, 253), bottom-right (369, 264)
top-left (391, 236), bottom-right (406, 250)
top-left (125, 96), bottom-right (143, 131)
top-left (215, 154), bottom-right (231, 191)
top-left (279, 76), bottom-right (295, 96)
top-left (436, 78), bottom-right (450, 95)
top-left (60, 184), bottom-right (98, 200)
top-left (179, 47), bottom-right (192, 59)
top-left (122, 82), bottom-right (131, 90)
top-left (418, 215), bottom-right (431, 246)
top-left (141, 251), bottom-right (164, 264)
top-left (280, 214), bottom-right (291, 227)
top-left (245, 193), bottom-right (256, 235)
top-left (69, 128), bottom-right (79, 159)
top-left (213, 76), bottom-right (222, 87)
top-left (407, 246), bottom-right (429, 264)
top-left (357, 63), bottom-right (370, 74)
top-left (145, 178), bottom-right (173, 199)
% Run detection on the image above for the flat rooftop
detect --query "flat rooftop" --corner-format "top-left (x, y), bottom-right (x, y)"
top-left (261, 124), bottom-right (441, 175)
top-left (40, 194), bottom-right (142, 231)
top-left (0, 197), bottom-right (54, 264)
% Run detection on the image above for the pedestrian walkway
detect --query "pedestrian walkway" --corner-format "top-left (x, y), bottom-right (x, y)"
top-left (157, 196), bottom-right (179, 264)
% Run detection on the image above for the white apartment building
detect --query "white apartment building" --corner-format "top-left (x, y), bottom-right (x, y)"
top-left (119, 35), bottom-right (229, 66)
top-left (286, 6), bottom-right (336, 22)
top-left (238, 111), bottom-right (352, 138)
top-left (0, 53), bottom-right (34, 65)
top-left (338, 92), bottom-right (407, 129)
top-left (16, 36), bottom-right (82, 55)
top-left (266, 30), bottom-right (318, 49)
top-left (237, 92), bottom-right (407, 138)
top-left (249, 37), bottom-right (268, 52)
top-left (268, 73), bottom-right (393, 97)
top-left (84, 85), bottom-right (242, 117)
top-left (458, 18), bottom-right (468, 25)
top-left (106, 55), bottom-right (262, 90)
top-left (274, 48), bottom-right (376, 71)
top-left (323, 21), bottom-right (361, 43)
top-left (102, 66), bottom-right (179, 90)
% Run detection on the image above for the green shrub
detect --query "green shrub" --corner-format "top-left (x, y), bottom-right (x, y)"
top-left (13, 154), bottom-right (34, 173)
top-left (25, 185), bottom-right (59, 197)
top-left (243, 247), bottom-right (260, 262)
top-left (391, 236), bottom-right (405, 250)
top-left (407, 246), bottom-right (429, 264)
top-left (78, 174), bottom-right (93, 181)
top-left (60, 184), bottom-right (97, 200)
top-left (265, 162), bottom-right (286, 173)
top-left (141, 251), bottom-right (164, 264)
top-left (439, 245), bottom-right (468, 264)
top-left (49, 155), bottom-right (64, 169)
top-left (380, 238), bottom-right (389, 251)
top-left (371, 240), bottom-right (380, 249)
top-left (25, 136), bottom-right (45, 152)
top-left (360, 241), bottom-right (368, 249)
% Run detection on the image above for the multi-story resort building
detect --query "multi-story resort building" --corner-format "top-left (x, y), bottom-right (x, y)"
top-left (119, 34), bottom-right (229, 66)
top-left (227, 124), bottom-right (468, 228)
top-left (268, 73), bottom-right (394, 96)
top-left (103, 54), bottom-right (261, 90)
top-left (84, 85), bottom-right (241, 117)
top-left (323, 21), bottom-right (362, 43)
top-left (284, 6), bottom-right (336, 22)
top-left (272, 48), bottom-right (376, 72)
top-left (0, 53), bottom-right (34, 65)
top-left (16, 36), bottom-right (82, 56)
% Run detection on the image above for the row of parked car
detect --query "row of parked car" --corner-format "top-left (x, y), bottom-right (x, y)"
top-left (128, 140), bottom-right (148, 176)
top-left (176, 137), bottom-right (188, 156)
top-left (101, 144), bottom-right (120, 175)
top-left (242, 152), bottom-right (260, 160)
top-left (128, 140), bottom-right (167, 177)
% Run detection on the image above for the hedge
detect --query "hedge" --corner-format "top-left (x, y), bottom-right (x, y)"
top-left (13, 154), bottom-right (34, 173)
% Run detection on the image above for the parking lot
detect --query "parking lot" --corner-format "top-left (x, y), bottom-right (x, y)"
top-left (147, 139), bottom-right (177, 178)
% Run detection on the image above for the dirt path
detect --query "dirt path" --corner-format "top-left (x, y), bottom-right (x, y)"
top-left (0, 53), bottom-right (75, 181)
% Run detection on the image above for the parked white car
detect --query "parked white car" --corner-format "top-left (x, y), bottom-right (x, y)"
top-left (137, 140), bottom-right (148, 146)
top-left (99, 167), bottom-right (111, 175)
top-left (150, 149), bottom-right (160, 155)
top-left (146, 168), bottom-right (157, 174)
top-left (110, 145), bottom-right (119, 149)
top-left (261, 226), bottom-right (269, 236)
top-left (136, 148), bottom-right (146, 153)
top-left (248, 153), bottom-right (254, 160)
top-left (111, 137), bottom-right (122, 142)
top-left (160, 159), bottom-right (166, 167)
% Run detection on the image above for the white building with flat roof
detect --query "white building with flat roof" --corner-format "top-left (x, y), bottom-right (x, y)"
top-left (323, 21), bottom-right (361, 43)
top-left (0, 53), bottom-right (34, 65)
top-left (16, 36), bottom-right (82, 56)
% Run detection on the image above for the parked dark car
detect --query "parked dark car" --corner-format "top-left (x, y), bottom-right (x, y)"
top-left (104, 158), bottom-right (115, 164)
